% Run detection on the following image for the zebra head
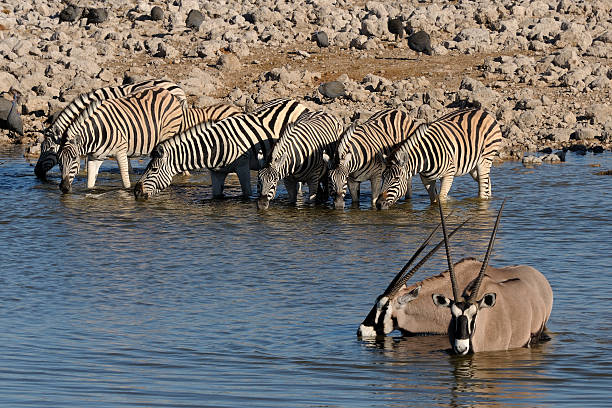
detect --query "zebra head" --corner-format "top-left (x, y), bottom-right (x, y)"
top-left (134, 144), bottom-right (173, 200)
top-left (58, 142), bottom-right (81, 194)
top-left (328, 152), bottom-right (351, 209)
top-left (34, 137), bottom-right (60, 180)
top-left (377, 150), bottom-right (411, 210)
top-left (257, 154), bottom-right (287, 210)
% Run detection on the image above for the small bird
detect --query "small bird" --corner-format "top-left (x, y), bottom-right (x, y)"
top-left (387, 17), bottom-right (404, 42)
top-left (185, 9), bottom-right (204, 30)
top-left (150, 6), bottom-right (164, 22)
top-left (407, 30), bottom-right (433, 58)
top-left (59, 5), bottom-right (83, 23)
top-left (85, 8), bottom-right (108, 25)
top-left (312, 31), bottom-right (329, 49)
top-left (0, 90), bottom-right (23, 136)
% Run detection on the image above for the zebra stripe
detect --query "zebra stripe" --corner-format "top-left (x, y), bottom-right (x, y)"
top-left (257, 110), bottom-right (343, 209)
top-left (179, 104), bottom-right (242, 133)
top-left (134, 98), bottom-right (310, 200)
top-left (377, 108), bottom-right (502, 209)
top-left (35, 79), bottom-right (186, 180)
top-left (57, 87), bottom-right (183, 193)
top-left (327, 109), bottom-right (419, 209)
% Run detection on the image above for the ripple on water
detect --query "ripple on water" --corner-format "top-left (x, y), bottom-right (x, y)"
top-left (1, 148), bottom-right (611, 407)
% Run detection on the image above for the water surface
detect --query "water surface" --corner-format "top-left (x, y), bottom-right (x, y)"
top-left (1, 146), bottom-right (611, 407)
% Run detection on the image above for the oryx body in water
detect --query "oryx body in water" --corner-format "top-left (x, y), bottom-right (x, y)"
top-left (357, 222), bottom-right (521, 338)
top-left (433, 201), bottom-right (553, 354)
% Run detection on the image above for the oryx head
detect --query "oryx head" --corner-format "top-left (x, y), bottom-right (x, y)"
top-left (432, 199), bottom-right (505, 355)
top-left (357, 215), bottom-right (469, 338)
top-left (134, 143), bottom-right (173, 200)
top-left (57, 142), bottom-right (81, 194)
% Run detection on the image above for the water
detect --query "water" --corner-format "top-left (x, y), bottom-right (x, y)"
top-left (1, 145), bottom-right (611, 407)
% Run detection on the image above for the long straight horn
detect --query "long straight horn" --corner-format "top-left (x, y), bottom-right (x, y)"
top-left (438, 199), bottom-right (459, 301)
top-left (390, 217), bottom-right (470, 296)
top-left (468, 199), bottom-right (506, 303)
top-left (382, 221), bottom-right (443, 297)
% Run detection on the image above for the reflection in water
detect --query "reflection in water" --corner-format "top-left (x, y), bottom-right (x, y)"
top-left (2, 146), bottom-right (612, 407)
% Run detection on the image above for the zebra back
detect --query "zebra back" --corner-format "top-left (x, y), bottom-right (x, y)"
top-left (336, 109), bottom-right (418, 174)
top-left (47, 79), bottom-right (186, 142)
top-left (394, 108), bottom-right (502, 177)
top-left (268, 110), bottom-right (343, 179)
top-left (180, 104), bottom-right (242, 133)
top-left (64, 87), bottom-right (184, 157)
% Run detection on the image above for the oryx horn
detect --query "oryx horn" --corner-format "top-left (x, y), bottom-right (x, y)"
top-left (438, 199), bottom-right (459, 302)
top-left (467, 199), bottom-right (506, 303)
top-left (389, 217), bottom-right (471, 296)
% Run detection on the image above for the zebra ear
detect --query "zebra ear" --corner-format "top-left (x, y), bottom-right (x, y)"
top-left (322, 152), bottom-right (330, 163)
top-left (340, 152), bottom-right (352, 166)
top-left (395, 150), bottom-right (409, 167)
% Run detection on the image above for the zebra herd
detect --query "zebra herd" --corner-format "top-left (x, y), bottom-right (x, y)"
top-left (36, 79), bottom-right (503, 208)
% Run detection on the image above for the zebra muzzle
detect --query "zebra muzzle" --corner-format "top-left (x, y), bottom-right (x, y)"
top-left (59, 179), bottom-right (72, 194)
top-left (133, 182), bottom-right (149, 200)
top-left (256, 197), bottom-right (270, 210)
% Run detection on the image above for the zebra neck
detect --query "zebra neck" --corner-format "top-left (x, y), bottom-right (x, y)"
top-left (401, 136), bottom-right (428, 175)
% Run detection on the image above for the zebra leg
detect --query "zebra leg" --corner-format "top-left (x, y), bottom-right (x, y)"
top-left (405, 174), bottom-right (413, 200)
top-left (116, 150), bottom-right (132, 189)
top-left (210, 170), bottom-right (228, 198)
top-left (370, 175), bottom-right (382, 207)
top-left (348, 180), bottom-right (360, 207)
top-left (306, 178), bottom-right (319, 203)
top-left (235, 162), bottom-right (253, 198)
top-left (285, 177), bottom-right (299, 204)
top-left (420, 174), bottom-right (438, 204)
top-left (476, 160), bottom-right (493, 199)
top-left (438, 175), bottom-right (455, 202)
top-left (86, 158), bottom-right (104, 189)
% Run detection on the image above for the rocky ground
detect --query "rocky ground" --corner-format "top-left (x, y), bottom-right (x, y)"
top-left (0, 0), bottom-right (610, 161)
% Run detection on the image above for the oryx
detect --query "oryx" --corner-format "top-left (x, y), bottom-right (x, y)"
top-left (357, 218), bottom-right (519, 338)
top-left (432, 200), bottom-right (553, 354)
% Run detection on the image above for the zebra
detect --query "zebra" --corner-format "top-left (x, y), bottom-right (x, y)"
top-left (133, 98), bottom-right (310, 200)
top-left (57, 87), bottom-right (184, 193)
top-left (35, 78), bottom-right (187, 180)
top-left (376, 108), bottom-right (502, 209)
top-left (179, 104), bottom-right (242, 133)
top-left (257, 110), bottom-right (343, 209)
top-left (326, 109), bottom-right (420, 209)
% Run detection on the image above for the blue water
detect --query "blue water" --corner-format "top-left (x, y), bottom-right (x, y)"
top-left (1, 145), bottom-right (611, 407)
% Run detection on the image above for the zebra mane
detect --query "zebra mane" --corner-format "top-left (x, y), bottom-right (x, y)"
top-left (63, 98), bottom-right (105, 143)
top-left (336, 121), bottom-right (359, 162)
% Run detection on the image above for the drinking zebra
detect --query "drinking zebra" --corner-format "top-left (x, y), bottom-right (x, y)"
top-left (133, 98), bottom-right (310, 200)
top-left (376, 108), bottom-right (502, 209)
top-left (327, 109), bottom-right (420, 209)
top-left (57, 87), bottom-right (184, 193)
top-left (257, 110), bottom-right (343, 209)
top-left (35, 78), bottom-right (187, 180)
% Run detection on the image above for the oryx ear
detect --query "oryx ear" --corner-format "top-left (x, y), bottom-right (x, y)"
top-left (432, 294), bottom-right (451, 308)
top-left (397, 285), bottom-right (421, 305)
top-left (478, 293), bottom-right (496, 309)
